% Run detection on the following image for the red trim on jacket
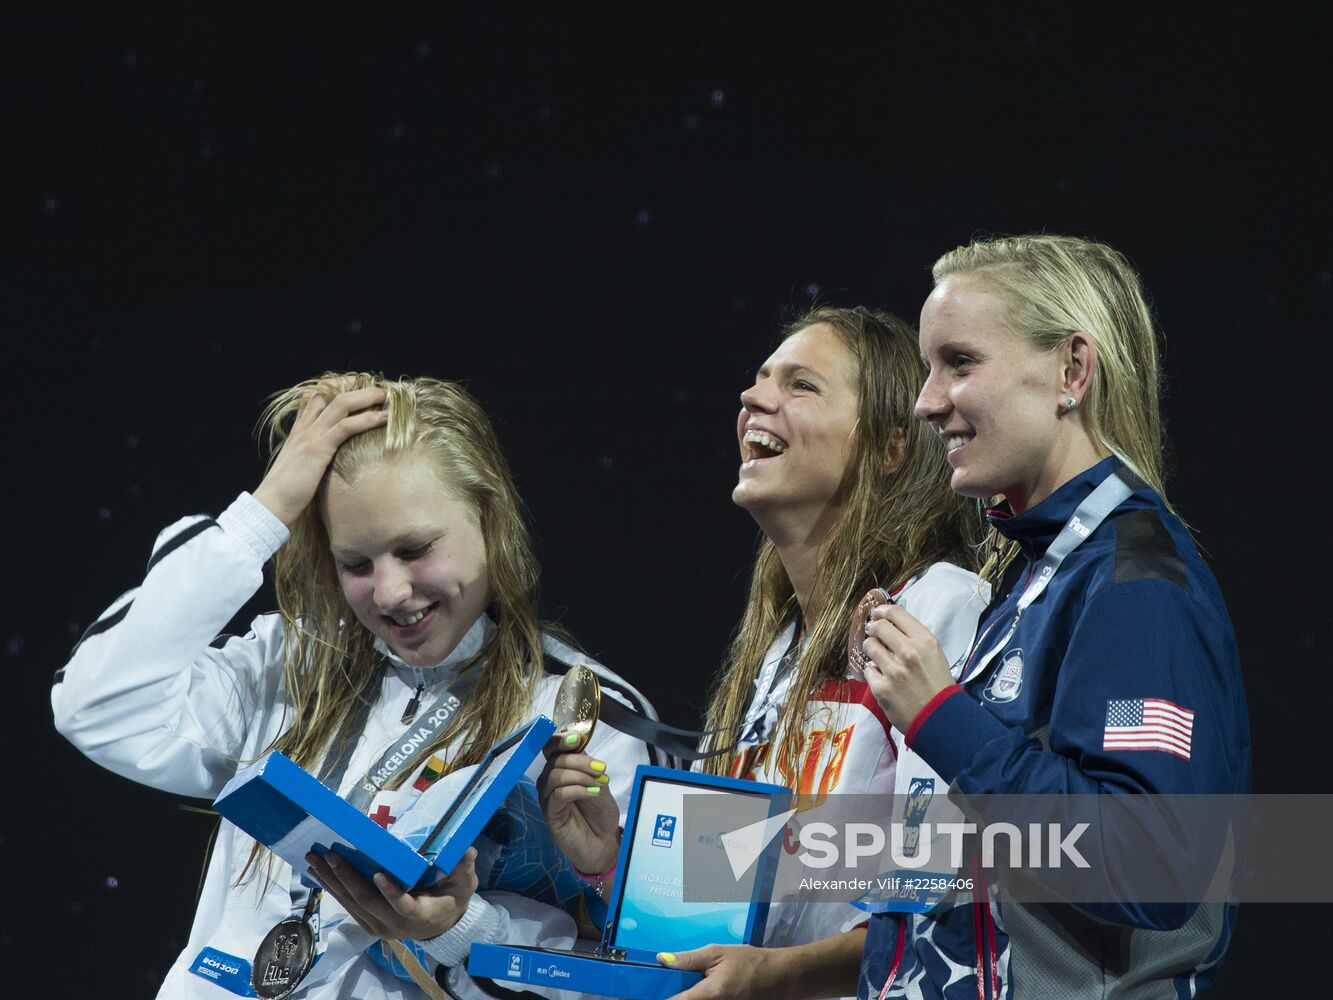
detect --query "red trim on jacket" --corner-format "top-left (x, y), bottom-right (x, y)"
top-left (904, 684), bottom-right (964, 748)
top-left (812, 677), bottom-right (897, 753)
top-left (875, 918), bottom-right (907, 1000)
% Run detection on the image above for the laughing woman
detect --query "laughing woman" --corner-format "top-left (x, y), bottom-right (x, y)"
top-left (53, 374), bottom-right (653, 1000)
top-left (542, 307), bottom-right (991, 999)
top-left (857, 236), bottom-right (1251, 998)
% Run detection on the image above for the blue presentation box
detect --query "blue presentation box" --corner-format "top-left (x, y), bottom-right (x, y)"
top-left (468, 764), bottom-right (791, 999)
top-left (468, 944), bottom-right (701, 1000)
top-left (213, 716), bottom-right (555, 891)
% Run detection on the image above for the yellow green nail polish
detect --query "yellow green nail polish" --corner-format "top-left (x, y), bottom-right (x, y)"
top-left (659, 953), bottom-right (676, 964)
top-left (586, 785), bottom-right (601, 795)
top-left (590, 760), bottom-right (606, 773)
top-left (564, 733), bottom-right (579, 746)
top-left (596, 774), bottom-right (609, 783)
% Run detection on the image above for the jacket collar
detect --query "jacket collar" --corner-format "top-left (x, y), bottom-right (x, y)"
top-left (985, 455), bottom-right (1127, 554)
top-left (373, 613), bottom-right (494, 677)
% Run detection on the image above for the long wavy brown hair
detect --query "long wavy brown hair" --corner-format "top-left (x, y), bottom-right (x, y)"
top-left (240, 372), bottom-right (543, 881)
top-left (700, 307), bottom-right (978, 786)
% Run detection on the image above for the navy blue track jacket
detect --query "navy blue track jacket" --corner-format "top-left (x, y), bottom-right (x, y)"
top-left (859, 457), bottom-right (1250, 1000)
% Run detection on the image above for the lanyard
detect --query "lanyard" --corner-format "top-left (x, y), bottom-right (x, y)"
top-left (742, 620), bottom-right (804, 735)
top-left (285, 660), bottom-right (481, 918)
top-left (961, 469), bottom-right (1135, 685)
top-left (316, 666), bottom-right (482, 812)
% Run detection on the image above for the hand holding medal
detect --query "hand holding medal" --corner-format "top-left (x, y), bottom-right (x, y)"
top-left (847, 587), bottom-right (896, 676)
top-left (550, 663), bottom-right (601, 754)
top-left (539, 664), bottom-right (622, 879)
top-left (853, 587), bottom-right (957, 733)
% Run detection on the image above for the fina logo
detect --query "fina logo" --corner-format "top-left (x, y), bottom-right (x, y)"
top-left (653, 814), bottom-right (676, 847)
top-left (983, 649), bottom-right (1024, 703)
top-left (1068, 515), bottom-right (1091, 538)
top-left (507, 953), bottom-right (525, 978)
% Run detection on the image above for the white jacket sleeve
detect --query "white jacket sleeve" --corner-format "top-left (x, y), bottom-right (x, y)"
top-left (415, 651), bottom-right (655, 998)
top-left (423, 891), bottom-right (591, 1000)
top-left (52, 493), bottom-right (292, 798)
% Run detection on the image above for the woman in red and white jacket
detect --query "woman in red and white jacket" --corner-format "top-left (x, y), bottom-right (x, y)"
top-left (542, 306), bottom-right (990, 1000)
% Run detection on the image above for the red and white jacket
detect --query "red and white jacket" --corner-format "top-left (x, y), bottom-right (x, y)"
top-left (721, 562), bottom-right (988, 997)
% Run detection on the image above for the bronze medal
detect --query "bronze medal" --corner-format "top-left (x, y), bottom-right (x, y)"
top-left (847, 587), bottom-right (895, 675)
top-left (251, 916), bottom-right (315, 999)
top-left (552, 663), bottom-right (600, 750)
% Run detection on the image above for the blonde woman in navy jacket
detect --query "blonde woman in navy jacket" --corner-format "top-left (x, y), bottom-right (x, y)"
top-left (856, 236), bottom-right (1249, 999)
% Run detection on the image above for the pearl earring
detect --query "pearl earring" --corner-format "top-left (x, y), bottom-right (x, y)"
top-left (1064, 397), bottom-right (1077, 411)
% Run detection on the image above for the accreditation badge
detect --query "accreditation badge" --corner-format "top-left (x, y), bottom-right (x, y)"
top-left (870, 745), bottom-right (971, 913)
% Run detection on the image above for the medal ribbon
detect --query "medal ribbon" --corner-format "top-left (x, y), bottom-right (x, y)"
top-left (741, 621), bottom-right (804, 738)
top-left (308, 665), bottom-right (482, 812)
top-left (545, 654), bottom-right (738, 761)
top-left (595, 694), bottom-right (738, 760)
top-left (961, 468), bottom-right (1136, 685)
top-left (261, 659), bottom-right (483, 997)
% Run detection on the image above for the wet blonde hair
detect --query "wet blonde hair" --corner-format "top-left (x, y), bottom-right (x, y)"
top-left (700, 307), bottom-right (977, 790)
top-left (932, 235), bottom-right (1170, 582)
top-left (240, 373), bottom-right (542, 881)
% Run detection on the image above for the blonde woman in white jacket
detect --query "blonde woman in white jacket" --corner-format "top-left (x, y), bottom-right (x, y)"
top-left (53, 373), bottom-right (654, 1000)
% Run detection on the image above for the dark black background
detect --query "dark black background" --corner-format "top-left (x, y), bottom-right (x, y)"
top-left (4, 4), bottom-right (1328, 995)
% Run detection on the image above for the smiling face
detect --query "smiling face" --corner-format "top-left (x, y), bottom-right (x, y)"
top-left (732, 323), bottom-right (861, 529)
top-left (915, 275), bottom-right (1077, 513)
top-left (324, 454), bottom-right (490, 667)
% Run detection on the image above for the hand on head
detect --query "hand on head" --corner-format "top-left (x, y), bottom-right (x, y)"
top-left (253, 385), bottom-right (388, 526)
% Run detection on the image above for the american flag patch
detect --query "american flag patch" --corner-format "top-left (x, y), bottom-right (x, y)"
top-left (1103, 698), bottom-right (1195, 760)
